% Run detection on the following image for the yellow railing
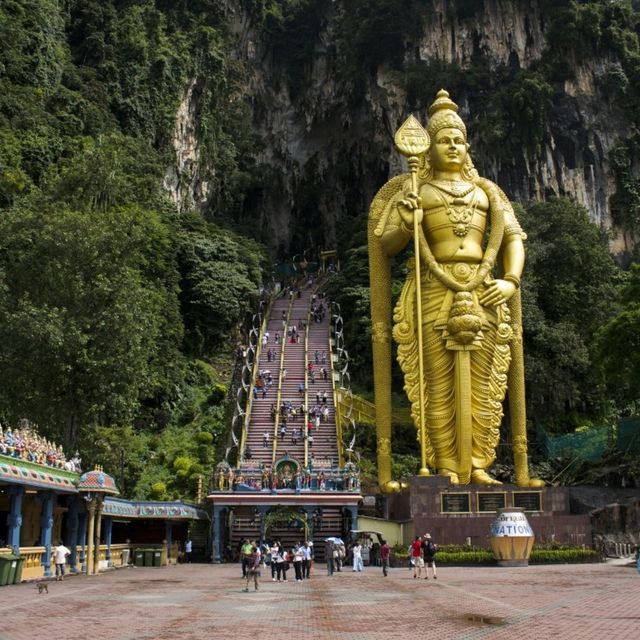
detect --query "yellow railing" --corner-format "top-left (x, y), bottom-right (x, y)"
top-left (16, 546), bottom-right (46, 580)
top-left (336, 389), bottom-right (376, 425)
top-left (335, 390), bottom-right (411, 426)
top-left (6, 540), bottom-right (178, 581)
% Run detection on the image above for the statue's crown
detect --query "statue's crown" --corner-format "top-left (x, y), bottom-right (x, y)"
top-left (427, 89), bottom-right (466, 140)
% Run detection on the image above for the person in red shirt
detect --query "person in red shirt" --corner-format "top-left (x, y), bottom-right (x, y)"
top-left (411, 536), bottom-right (424, 579)
top-left (380, 539), bottom-right (391, 577)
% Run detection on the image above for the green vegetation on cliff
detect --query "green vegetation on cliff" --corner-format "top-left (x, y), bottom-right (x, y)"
top-left (0, 0), bottom-right (265, 499)
top-left (1, 0), bottom-right (639, 496)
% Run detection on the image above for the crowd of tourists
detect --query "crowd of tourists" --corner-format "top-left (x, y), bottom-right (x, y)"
top-left (0, 423), bottom-right (82, 471)
top-left (238, 534), bottom-right (422, 591)
top-left (239, 539), bottom-right (317, 590)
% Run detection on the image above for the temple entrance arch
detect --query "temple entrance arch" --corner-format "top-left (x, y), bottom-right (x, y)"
top-left (263, 506), bottom-right (308, 544)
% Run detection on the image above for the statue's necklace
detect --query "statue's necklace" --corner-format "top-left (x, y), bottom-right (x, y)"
top-left (431, 183), bottom-right (478, 238)
top-left (430, 180), bottom-right (475, 198)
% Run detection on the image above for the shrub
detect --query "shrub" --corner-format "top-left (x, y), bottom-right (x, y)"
top-left (197, 431), bottom-right (214, 445)
top-left (150, 481), bottom-right (166, 500)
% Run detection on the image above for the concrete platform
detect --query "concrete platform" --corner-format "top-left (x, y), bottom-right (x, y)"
top-left (0, 561), bottom-right (638, 639)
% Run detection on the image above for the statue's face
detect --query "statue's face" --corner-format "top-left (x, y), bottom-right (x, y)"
top-left (430, 127), bottom-right (468, 172)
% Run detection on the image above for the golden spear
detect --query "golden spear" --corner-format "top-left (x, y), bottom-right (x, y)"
top-left (394, 115), bottom-right (431, 476)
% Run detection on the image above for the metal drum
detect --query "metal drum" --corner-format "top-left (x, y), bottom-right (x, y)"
top-left (489, 507), bottom-right (535, 567)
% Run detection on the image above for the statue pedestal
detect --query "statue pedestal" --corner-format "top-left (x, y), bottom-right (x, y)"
top-left (409, 476), bottom-right (591, 547)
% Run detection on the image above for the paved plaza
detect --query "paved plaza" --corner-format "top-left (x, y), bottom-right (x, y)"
top-left (0, 560), bottom-right (638, 639)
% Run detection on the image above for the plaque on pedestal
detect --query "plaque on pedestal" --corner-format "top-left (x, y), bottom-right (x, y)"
top-left (477, 492), bottom-right (506, 513)
top-left (441, 492), bottom-right (471, 514)
top-left (513, 491), bottom-right (542, 511)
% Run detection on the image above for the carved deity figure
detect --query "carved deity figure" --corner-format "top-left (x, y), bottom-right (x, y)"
top-left (369, 90), bottom-right (542, 491)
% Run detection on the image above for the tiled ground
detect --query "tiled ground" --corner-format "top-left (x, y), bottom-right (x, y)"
top-left (0, 561), bottom-right (638, 639)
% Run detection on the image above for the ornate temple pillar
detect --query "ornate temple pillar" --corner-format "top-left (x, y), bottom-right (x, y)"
top-left (165, 521), bottom-right (173, 564)
top-left (65, 497), bottom-right (80, 573)
top-left (103, 516), bottom-right (113, 567)
top-left (257, 506), bottom-right (269, 546)
top-left (77, 466), bottom-right (120, 573)
top-left (85, 498), bottom-right (96, 575)
top-left (39, 491), bottom-right (55, 577)
top-left (211, 505), bottom-right (225, 563)
top-left (347, 505), bottom-right (358, 533)
top-left (7, 485), bottom-right (25, 556)
top-left (78, 511), bottom-right (87, 573)
top-left (303, 507), bottom-right (314, 542)
top-left (93, 497), bottom-right (104, 573)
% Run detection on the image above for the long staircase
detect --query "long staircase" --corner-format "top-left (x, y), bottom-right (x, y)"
top-left (242, 286), bottom-right (338, 470)
top-left (216, 279), bottom-right (356, 562)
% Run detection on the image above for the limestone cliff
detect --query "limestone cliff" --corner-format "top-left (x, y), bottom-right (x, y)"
top-left (170, 0), bottom-right (638, 256)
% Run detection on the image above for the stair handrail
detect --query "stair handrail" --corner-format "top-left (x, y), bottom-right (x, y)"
top-left (330, 301), bottom-right (358, 458)
top-left (303, 295), bottom-right (312, 468)
top-left (272, 295), bottom-right (294, 465)
top-left (225, 294), bottom-right (270, 464)
top-left (238, 303), bottom-right (270, 464)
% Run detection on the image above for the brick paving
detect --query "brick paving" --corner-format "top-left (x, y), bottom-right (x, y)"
top-left (0, 561), bottom-right (638, 639)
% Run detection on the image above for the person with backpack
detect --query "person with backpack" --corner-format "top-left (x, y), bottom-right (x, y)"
top-left (422, 533), bottom-right (438, 580)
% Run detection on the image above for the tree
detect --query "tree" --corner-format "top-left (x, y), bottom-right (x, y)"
top-left (0, 199), bottom-right (183, 448)
top-left (177, 213), bottom-right (264, 355)
top-left (597, 263), bottom-right (640, 409)
top-left (518, 198), bottom-right (622, 430)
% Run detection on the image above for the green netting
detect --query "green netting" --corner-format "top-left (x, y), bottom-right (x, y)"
top-left (538, 425), bottom-right (608, 461)
top-left (617, 418), bottom-right (640, 453)
top-left (537, 417), bottom-right (640, 461)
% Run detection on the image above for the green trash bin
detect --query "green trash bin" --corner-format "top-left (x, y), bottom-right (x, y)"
top-left (13, 556), bottom-right (24, 584)
top-left (144, 549), bottom-right (154, 567)
top-left (152, 549), bottom-right (162, 567)
top-left (6, 556), bottom-right (18, 585)
top-left (0, 555), bottom-right (15, 586)
top-left (134, 549), bottom-right (145, 567)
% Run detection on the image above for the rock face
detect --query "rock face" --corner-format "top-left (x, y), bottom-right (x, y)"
top-left (170, 0), bottom-right (634, 254)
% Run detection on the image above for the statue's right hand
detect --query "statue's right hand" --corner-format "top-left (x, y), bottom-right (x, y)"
top-left (397, 192), bottom-right (423, 230)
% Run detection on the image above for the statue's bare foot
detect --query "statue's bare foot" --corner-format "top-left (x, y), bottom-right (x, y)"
top-left (438, 469), bottom-right (459, 484)
top-left (528, 478), bottom-right (544, 488)
top-left (471, 469), bottom-right (502, 485)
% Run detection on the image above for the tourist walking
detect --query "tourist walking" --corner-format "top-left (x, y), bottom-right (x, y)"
top-left (243, 544), bottom-right (260, 592)
top-left (380, 539), bottom-right (391, 577)
top-left (54, 540), bottom-right (70, 581)
top-left (411, 536), bottom-right (424, 578)
top-left (352, 542), bottom-right (363, 572)
top-left (293, 544), bottom-right (304, 581)
top-left (326, 540), bottom-right (335, 575)
top-left (185, 538), bottom-right (193, 563)
top-left (241, 539), bottom-right (253, 577)
top-left (422, 533), bottom-right (438, 580)
top-left (270, 542), bottom-right (281, 581)
top-left (301, 542), bottom-right (312, 579)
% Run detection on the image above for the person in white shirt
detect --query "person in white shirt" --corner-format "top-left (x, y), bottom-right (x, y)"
top-left (54, 541), bottom-right (71, 581)
top-left (352, 543), bottom-right (363, 572)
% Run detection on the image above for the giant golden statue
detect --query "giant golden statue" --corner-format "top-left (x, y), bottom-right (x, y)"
top-left (369, 90), bottom-right (541, 492)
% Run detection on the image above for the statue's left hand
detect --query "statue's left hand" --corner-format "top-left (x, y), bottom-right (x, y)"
top-left (479, 279), bottom-right (516, 306)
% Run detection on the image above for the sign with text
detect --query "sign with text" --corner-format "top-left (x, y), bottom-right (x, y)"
top-left (513, 491), bottom-right (542, 512)
top-left (477, 492), bottom-right (506, 513)
top-left (441, 492), bottom-right (471, 514)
